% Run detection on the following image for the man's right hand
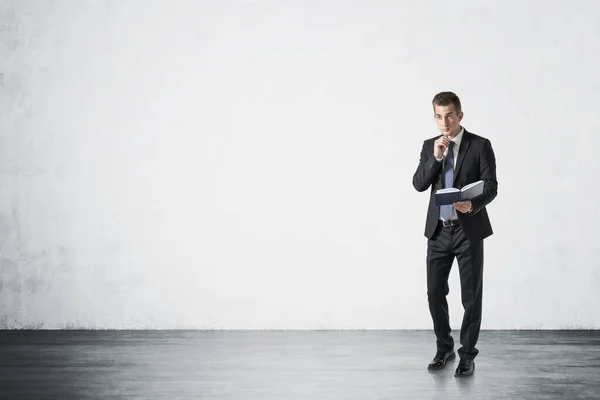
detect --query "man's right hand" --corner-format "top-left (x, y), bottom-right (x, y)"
top-left (434, 135), bottom-right (450, 159)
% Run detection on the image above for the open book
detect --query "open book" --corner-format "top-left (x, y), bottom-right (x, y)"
top-left (434, 180), bottom-right (484, 206)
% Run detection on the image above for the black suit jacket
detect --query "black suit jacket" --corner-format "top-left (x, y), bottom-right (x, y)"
top-left (412, 129), bottom-right (498, 241)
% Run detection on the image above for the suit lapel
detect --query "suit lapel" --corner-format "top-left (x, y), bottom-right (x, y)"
top-left (453, 130), bottom-right (471, 181)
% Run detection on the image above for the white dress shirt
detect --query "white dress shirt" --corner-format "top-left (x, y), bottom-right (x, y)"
top-left (436, 126), bottom-right (465, 221)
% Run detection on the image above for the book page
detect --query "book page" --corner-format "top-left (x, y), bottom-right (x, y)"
top-left (460, 180), bottom-right (484, 200)
top-left (436, 188), bottom-right (460, 194)
top-left (461, 180), bottom-right (483, 192)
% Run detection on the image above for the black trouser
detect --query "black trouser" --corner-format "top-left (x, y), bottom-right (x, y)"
top-left (426, 220), bottom-right (484, 360)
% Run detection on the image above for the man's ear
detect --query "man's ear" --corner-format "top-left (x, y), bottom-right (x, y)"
top-left (458, 111), bottom-right (464, 122)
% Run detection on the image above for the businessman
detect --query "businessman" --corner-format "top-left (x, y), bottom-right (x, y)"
top-left (412, 92), bottom-right (497, 377)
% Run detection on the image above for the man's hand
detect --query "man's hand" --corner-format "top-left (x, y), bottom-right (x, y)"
top-left (453, 200), bottom-right (472, 213)
top-left (433, 135), bottom-right (450, 159)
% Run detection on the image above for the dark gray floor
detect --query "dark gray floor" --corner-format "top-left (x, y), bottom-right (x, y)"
top-left (1, 330), bottom-right (599, 399)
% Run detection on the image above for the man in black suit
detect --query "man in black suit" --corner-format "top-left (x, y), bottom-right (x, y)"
top-left (412, 92), bottom-right (497, 377)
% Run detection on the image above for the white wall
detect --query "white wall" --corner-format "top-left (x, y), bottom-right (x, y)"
top-left (1, 0), bottom-right (599, 330)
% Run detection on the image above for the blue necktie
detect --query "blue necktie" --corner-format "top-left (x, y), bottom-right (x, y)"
top-left (440, 141), bottom-right (455, 221)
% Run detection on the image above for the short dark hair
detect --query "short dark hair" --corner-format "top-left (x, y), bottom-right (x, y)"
top-left (432, 92), bottom-right (462, 114)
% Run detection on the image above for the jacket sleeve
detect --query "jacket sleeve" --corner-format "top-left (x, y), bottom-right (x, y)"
top-left (469, 139), bottom-right (498, 214)
top-left (412, 139), bottom-right (443, 192)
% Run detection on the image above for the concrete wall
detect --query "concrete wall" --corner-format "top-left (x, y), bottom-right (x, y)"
top-left (1, 0), bottom-right (599, 329)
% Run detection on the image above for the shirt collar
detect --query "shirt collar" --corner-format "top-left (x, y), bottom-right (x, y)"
top-left (451, 126), bottom-right (465, 147)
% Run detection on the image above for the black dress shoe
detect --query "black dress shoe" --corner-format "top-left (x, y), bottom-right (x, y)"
top-left (454, 359), bottom-right (475, 377)
top-left (427, 351), bottom-right (455, 370)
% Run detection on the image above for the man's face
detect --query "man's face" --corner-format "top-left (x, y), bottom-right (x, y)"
top-left (433, 104), bottom-right (463, 137)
